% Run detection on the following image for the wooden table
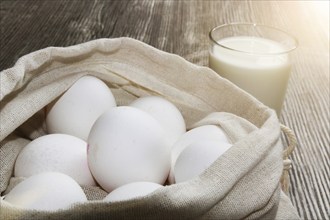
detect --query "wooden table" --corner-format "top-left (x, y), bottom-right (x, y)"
top-left (1, 1), bottom-right (329, 219)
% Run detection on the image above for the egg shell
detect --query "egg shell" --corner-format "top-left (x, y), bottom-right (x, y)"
top-left (14, 134), bottom-right (96, 186)
top-left (46, 75), bottom-right (116, 141)
top-left (4, 172), bottom-right (87, 211)
top-left (168, 125), bottom-right (230, 184)
top-left (174, 140), bottom-right (232, 183)
top-left (103, 182), bottom-right (163, 202)
top-left (130, 96), bottom-right (186, 146)
top-left (87, 106), bottom-right (170, 192)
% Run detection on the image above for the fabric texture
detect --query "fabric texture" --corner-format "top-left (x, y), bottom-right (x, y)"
top-left (0, 37), bottom-right (300, 219)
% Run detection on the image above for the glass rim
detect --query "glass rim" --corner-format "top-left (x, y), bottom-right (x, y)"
top-left (209, 23), bottom-right (299, 55)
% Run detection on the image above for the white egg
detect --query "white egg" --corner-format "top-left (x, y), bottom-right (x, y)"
top-left (130, 96), bottom-right (186, 146)
top-left (4, 172), bottom-right (87, 211)
top-left (14, 134), bottom-right (96, 186)
top-left (103, 182), bottom-right (163, 202)
top-left (168, 125), bottom-right (230, 184)
top-left (46, 75), bottom-right (116, 141)
top-left (87, 106), bottom-right (170, 192)
top-left (174, 140), bottom-right (232, 183)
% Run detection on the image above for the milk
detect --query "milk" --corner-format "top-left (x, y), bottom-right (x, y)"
top-left (209, 36), bottom-right (291, 115)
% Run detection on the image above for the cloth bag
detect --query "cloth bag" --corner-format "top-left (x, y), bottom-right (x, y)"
top-left (0, 37), bottom-right (300, 219)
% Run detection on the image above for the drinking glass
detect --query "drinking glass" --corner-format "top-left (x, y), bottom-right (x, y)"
top-left (209, 23), bottom-right (298, 115)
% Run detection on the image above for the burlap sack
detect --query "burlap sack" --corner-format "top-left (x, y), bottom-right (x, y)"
top-left (0, 37), bottom-right (300, 219)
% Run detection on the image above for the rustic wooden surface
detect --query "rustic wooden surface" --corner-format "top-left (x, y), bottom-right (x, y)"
top-left (0, 0), bottom-right (329, 219)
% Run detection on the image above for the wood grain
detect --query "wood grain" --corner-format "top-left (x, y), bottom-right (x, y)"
top-left (0, 0), bottom-right (329, 219)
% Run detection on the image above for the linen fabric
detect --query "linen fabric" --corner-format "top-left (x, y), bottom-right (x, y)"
top-left (0, 38), bottom-right (300, 219)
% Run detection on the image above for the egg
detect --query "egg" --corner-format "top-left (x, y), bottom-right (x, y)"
top-left (87, 106), bottom-right (170, 192)
top-left (103, 182), bottom-right (163, 202)
top-left (130, 96), bottom-right (186, 146)
top-left (174, 140), bottom-right (232, 183)
top-left (46, 75), bottom-right (116, 141)
top-left (4, 172), bottom-right (87, 211)
top-left (14, 134), bottom-right (96, 186)
top-left (168, 125), bottom-right (230, 184)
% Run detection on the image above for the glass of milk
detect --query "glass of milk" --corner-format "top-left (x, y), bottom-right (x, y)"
top-left (209, 23), bottom-right (298, 115)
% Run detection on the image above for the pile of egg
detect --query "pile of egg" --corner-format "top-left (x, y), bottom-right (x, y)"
top-left (3, 76), bottom-right (232, 211)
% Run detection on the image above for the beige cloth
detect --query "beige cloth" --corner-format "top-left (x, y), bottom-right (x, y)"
top-left (0, 37), bottom-right (300, 219)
